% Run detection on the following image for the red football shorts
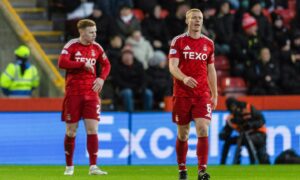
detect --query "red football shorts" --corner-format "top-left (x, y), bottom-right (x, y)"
top-left (62, 95), bottom-right (101, 123)
top-left (172, 95), bottom-right (212, 125)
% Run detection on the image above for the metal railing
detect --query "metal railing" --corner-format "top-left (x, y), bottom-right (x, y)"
top-left (0, 0), bottom-right (65, 94)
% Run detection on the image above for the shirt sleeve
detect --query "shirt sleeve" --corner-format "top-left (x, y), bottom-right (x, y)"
top-left (168, 37), bottom-right (180, 59)
top-left (58, 46), bottom-right (85, 69)
top-left (208, 42), bottom-right (215, 64)
top-left (98, 51), bottom-right (111, 80)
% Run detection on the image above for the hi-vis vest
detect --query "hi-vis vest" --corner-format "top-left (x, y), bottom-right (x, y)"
top-left (227, 104), bottom-right (267, 134)
top-left (0, 63), bottom-right (39, 97)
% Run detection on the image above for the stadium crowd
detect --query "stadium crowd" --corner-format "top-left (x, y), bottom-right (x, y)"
top-left (49, 0), bottom-right (300, 110)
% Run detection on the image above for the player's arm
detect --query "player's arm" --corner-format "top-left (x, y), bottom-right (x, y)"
top-left (92, 52), bottom-right (111, 93)
top-left (169, 58), bottom-right (198, 88)
top-left (98, 53), bottom-right (111, 80)
top-left (208, 63), bottom-right (218, 109)
top-left (58, 49), bottom-right (85, 69)
top-left (58, 48), bottom-right (94, 73)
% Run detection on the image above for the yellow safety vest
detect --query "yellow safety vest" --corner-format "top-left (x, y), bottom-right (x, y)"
top-left (0, 63), bottom-right (39, 97)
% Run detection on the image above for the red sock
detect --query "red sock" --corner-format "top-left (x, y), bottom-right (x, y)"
top-left (87, 134), bottom-right (99, 166)
top-left (176, 138), bottom-right (188, 171)
top-left (197, 137), bottom-right (209, 171)
top-left (64, 135), bottom-right (75, 166)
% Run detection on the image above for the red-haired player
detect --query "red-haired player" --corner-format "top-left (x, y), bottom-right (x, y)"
top-left (58, 19), bottom-right (110, 176)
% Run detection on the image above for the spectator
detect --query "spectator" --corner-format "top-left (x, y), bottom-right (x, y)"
top-left (133, 0), bottom-right (158, 15)
top-left (276, 36), bottom-right (292, 66)
top-left (88, 7), bottom-right (117, 48)
top-left (125, 30), bottom-right (154, 69)
top-left (112, 46), bottom-right (153, 112)
top-left (230, 13), bottom-right (263, 76)
top-left (200, 4), bottom-right (217, 40)
top-left (0, 45), bottom-right (39, 97)
top-left (214, 0), bottom-right (234, 55)
top-left (106, 35), bottom-right (123, 67)
top-left (270, 12), bottom-right (289, 50)
top-left (245, 47), bottom-right (281, 95)
top-left (281, 32), bottom-right (300, 94)
top-left (146, 51), bottom-right (172, 109)
top-left (249, 0), bottom-right (273, 46)
top-left (94, 0), bottom-right (133, 17)
top-left (63, 0), bottom-right (95, 40)
top-left (141, 4), bottom-right (170, 53)
top-left (233, 0), bottom-right (249, 33)
top-left (165, 2), bottom-right (190, 38)
top-left (219, 97), bottom-right (270, 164)
top-left (115, 5), bottom-right (141, 40)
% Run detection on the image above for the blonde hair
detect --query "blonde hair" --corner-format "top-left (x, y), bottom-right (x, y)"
top-left (77, 19), bottom-right (96, 29)
top-left (186, 8), bottom-right (202, 19)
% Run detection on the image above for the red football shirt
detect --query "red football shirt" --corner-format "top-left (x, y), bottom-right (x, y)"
top-left (168, 33), bottom-right (215, 97)
top-left (58, 38), bottom-right (111, 96)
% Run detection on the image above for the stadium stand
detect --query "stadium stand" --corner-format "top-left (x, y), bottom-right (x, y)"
top-left (221, 77), bottom-right (247, 97)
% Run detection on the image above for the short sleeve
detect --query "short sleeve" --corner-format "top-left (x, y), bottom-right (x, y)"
top-left (168, 37), bottom-right (180, 59)
top-left (208, 42), bottom-right (215, 64)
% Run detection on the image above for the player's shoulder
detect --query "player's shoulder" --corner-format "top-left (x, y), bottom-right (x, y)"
top-left (92, 41), bottom-right (104, 51)
top-left (200, 34), bottom-right (214, 45)
top-left (170, 33), bottom-right (188, 46)
top-left (63, 38), bottom-right (80, 49)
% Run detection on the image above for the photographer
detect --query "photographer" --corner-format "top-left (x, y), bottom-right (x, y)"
top-left (219, 97), bottom-right (270, 164)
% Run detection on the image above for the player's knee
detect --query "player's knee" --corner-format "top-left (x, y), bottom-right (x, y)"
top-left (197, 127), bottom-right (208, 137)
top-left (86, 127), bottom-right (98, 134)
top-left (177, 134), bottom-right (189, 141)
top-left (66, 130), bottom-right (77, 137)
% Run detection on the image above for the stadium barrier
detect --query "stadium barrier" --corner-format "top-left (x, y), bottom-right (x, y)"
top-left (1, 95), bottom-right (300, 112)
top-left (0, 110), bottom-right (299, 165)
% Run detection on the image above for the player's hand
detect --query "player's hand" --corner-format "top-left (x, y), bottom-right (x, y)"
top-left (93, 78), bottom-right (104, 93)
top-left (211, 96), bottom-right (218, 110)
top-left (84, 62), bottom-right (94, 74)
top-left (183, 76), bottom-right (198, 88)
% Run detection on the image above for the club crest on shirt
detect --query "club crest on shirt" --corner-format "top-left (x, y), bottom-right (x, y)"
top-left (91, 49), bottom-right (96, 57)
top-left (203, 44), bottom-right (208, 51)
top-left (102, 53), bottom-right (107, 59)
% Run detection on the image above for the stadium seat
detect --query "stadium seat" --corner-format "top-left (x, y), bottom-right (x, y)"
top-left (132, 9), bottom-right (144, 21)
top-left (221, 77), bottom-right (247, 96)
top-left (215, 55), bottom-right (230, 71)
top-left (217, 70), bottom-right (230, 86)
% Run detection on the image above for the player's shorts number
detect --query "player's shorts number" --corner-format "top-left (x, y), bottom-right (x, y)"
top-left (206, 104), bottom-right (211, 113)
top-left (96, 104), bottom-right (100, 119)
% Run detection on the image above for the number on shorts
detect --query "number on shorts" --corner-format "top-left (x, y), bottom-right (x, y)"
top-left (97, 104), bottom-right (100, 119)
top-left (206, 104), bottom-right (211, 113)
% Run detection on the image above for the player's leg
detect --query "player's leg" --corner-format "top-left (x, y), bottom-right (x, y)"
top-left (82, 96), bottom-right (107, 175)
top-left (172, 97), bottom-right (192, 180)
top-left (62, 96), bottom-right (82, 175)
top-left (64, 122), bottom-right (78, 175)
top-left (193, 96), bottom-right (212, 180)
top-left (195, 118), bottom-right (211, 180)
top-left (177, 124), bottom-right (190, 180)
top-left (84, 119), bottom-right (108, 175)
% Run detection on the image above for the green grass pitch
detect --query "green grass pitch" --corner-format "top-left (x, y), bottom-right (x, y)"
top-left (0, 165), bottom-right (299, 180)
